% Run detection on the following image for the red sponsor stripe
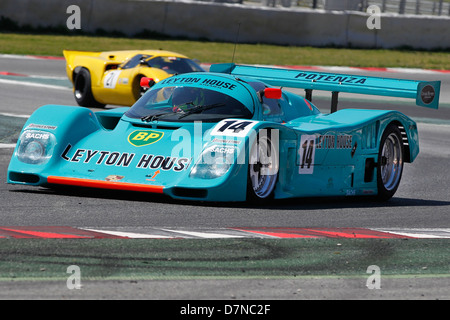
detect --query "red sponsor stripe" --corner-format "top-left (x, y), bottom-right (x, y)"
top-left (47, 176), bottom-right (164, 194)
top-left (304, 98), bottom-right (313, 110)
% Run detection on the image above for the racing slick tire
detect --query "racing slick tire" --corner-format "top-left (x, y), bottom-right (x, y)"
top-left (376, 123), bottom-right (404, 201)
top-left (247, 130), bottom-right (279, 203)
top-left (74, 68), bottom-right (106, 108)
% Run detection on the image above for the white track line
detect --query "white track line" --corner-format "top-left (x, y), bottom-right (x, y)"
top-left (0, 112), bottom-right (30, 118)
top-left (161, 228), bottom-right (245, 238)
top-left (0, 78), bottom-right (70, 91)
top-left (81, 228), bottom-right (174, 239)
top-left (0, 143), bottom-right (16, 149)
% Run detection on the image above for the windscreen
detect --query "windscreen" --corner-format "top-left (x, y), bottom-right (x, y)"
top-left (146, 56), bottom-right (204, 74)
top-left (125, 85), bottom-right (253, 122)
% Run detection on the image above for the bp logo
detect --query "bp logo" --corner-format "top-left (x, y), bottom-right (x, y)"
top-left (128, 130), bottom-right (164, 147)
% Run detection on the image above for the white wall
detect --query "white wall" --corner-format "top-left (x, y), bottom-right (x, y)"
top-left (0, 0), bottom-right (449, 50)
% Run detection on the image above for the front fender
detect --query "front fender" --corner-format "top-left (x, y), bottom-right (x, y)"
top-left (184, 119), bottom-right (296, 201)
top-left (7, 105), bottom-right (102, 185)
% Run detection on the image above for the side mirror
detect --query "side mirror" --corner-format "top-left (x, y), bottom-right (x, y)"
top-left (258, 88), bottom-right (282, 101)
top-left (264, 88), bottom-right (282, 99)
top-left (140, 77), bottom-right (155, 88)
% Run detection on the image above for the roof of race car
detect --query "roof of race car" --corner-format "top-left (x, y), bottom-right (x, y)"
top-left (95, 50), bottom-right (189, 63)
top-left (153, 71), bottom-right (260, 106)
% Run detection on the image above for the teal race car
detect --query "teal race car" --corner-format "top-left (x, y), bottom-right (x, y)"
top-left (7, 64), bottom-right (440, 202)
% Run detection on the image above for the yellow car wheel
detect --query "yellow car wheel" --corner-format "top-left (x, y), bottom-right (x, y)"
top-left (74, 68), bottom-right (106, 108)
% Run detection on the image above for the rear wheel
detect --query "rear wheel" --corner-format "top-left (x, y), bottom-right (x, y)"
top-left (74, 68), bottom-right (105, 108)
top-left (376, 123), bottom-right (404, 200)
top-left (247, 131), bottom-right (279, 202)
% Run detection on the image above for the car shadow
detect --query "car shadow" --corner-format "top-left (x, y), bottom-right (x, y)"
top-left (253, 196), bottom-right (450, 211)
top-left (9, 185), bottom-right (450, 211)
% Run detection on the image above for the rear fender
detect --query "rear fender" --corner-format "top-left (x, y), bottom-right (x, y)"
top-left (378, 117), bottom-right (419, 163)
top-left (64, 50), bottom-right (101, 83)
top-left (64, 50), bottom-right (116, 87)
top-left (291, 109), bottom-right (419, 163)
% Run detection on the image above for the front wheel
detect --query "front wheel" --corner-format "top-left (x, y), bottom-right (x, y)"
top-left (376, 124), bottom-right (404, 200)
top-left (247, 130), bottom-right (279, 202)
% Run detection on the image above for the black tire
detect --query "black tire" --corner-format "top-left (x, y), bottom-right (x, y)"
top-left (246, 130), bottom-right (279, 203)
top-left (376, 123), bottom-right (404, 201)
top-left (74, 68), bottom-right (105, 108)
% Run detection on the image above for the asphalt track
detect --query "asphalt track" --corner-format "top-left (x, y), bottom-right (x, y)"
top-left (1, 55), bottom-right (450, 301)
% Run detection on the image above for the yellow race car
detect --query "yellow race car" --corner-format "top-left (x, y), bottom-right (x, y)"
top-left (63, 50), bottom-right (205, 108)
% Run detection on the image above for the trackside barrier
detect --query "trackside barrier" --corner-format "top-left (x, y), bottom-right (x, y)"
top-left (0, 0), bottom-right (449, 49)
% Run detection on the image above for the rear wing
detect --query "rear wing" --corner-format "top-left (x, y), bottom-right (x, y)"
top-left (210, 63), bottom-right (440, 112)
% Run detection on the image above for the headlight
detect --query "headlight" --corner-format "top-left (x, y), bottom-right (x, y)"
top-left (16, 130), bottom-right (56, 165)
top-left (190, 145), bottom-right (237, 179)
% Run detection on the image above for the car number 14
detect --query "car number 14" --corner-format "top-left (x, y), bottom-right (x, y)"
top-left (211, 120), bottom-right (258, 137)
top-left (299, 135), bottom-right (316, 174)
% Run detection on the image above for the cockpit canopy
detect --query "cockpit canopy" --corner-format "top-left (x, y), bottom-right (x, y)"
top-left (125, 73), bottom-right (320, 123)
top-left (120, 54), bottom-right (204, 75)
top-left (125, 85), bottom-right (253, 122)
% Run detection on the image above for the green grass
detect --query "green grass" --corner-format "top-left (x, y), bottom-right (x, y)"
top-left (1, 238), bottom-right (449, 280)
top-left (1, 33), bottom-right (450, 69)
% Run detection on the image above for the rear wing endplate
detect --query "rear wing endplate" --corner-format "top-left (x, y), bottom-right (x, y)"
top-left (210, 63), bottom-right (440, 112)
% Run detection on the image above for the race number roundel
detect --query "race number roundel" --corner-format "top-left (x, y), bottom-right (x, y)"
top-left (103, 70), bottom-right (121, 89)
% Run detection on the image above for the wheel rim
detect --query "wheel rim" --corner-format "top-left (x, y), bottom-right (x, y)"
top-left (249, 136), bottom-right (278, 199)
top-left (380, 133), bottom-right (403, 191)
